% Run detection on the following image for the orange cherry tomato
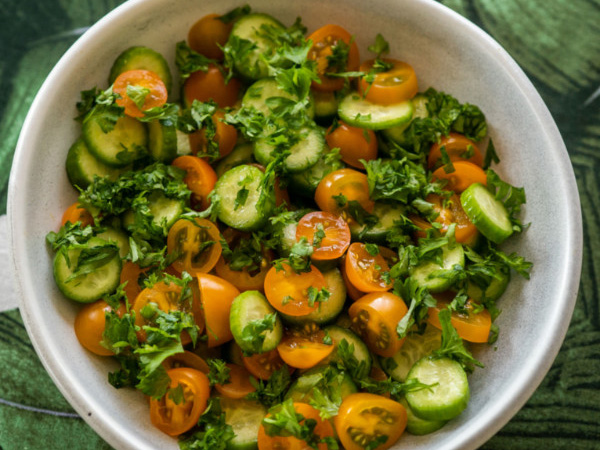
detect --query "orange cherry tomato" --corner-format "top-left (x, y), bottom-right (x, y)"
top-left (433, 161), bottom-right (487, 193)
top-left (314, 168), bottom-right (374, 218)
top-left (358, 59), bottom-right (418, 105)
top-left (427, 292), bottom-right (492, 343)
top-left (334, 393), bottom-right (407, 450)
top-left (242, 349), bottom-right (288, 381)
top-left (428, 132), bottom-right (483, 170)
top-left (295, 211), bottom-right (351, 260)
top-left (120, 261), bottom-right (146, 305)
top-left (113, 69), bottom-right (168, 118)
top-left (340, 255), bottom-right (366, 301)
top-left (163, 350), bottom-right (210, 374)
top-left (149, 368), bottom-right (210, 436)
top-left (345, 243), bottom-right (392, 293)
top-left (197, 273), bottom-right (240, 347)
top-left (187, 13), bottom-right (232, 60)
top-left (171, 155), bottom-right (218, 211)
top-left (264, 263), bottom-right (327, 316)
top-left (61, 202), bottom-right (94, 227)
top-left (276, 331), bottom-right (334, 370)
top-left (258, 402), bottom-right (335, 450)
top-left (188, 111), bottom-right (238, 160)
top-left (307, 24), bottom-right (360, 92)
top-left (348, 292), bottom-right (408, 357)
top-left (167, 218), bottom-right (222, 275)
top-left (214, 363), bottom-right (256, 399)
top-left (326, 122), bottom-right (377, 168)
top-left (74, 300), bottom-right (125, 356)
top-left (183, 64), bottom-right (241, 108)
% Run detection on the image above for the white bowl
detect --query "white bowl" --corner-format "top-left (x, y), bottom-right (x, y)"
top-left (8, 0), bottom-right (582, 449)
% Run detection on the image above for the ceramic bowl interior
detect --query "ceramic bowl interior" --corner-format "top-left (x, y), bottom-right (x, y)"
top-left (9, 0), bottom-right (582, 449)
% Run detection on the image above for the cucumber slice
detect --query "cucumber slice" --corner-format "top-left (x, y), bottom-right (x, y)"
top-left (313, 90), bottom-right (338, 125)
top-left (53, 237), bottom-right (122, 303)
top-left (405, 356), bottom-right (470, 421)
top-left (65, 139), bottom-right (128, 189)
top-left (175, 129), bottom-right (193, 156)
top-left (281, 269), bottom-right (346, 326)
top-left (95, 227), bottom-right (130, 258)
top-left (108, 46), bottom-right (172, 93)
top-left (349, 202), bottom-right (406, 243)
top-left (82, 114), bottom-right (147, 167)
top-left (147, 119), bottom-right (177, 163)
top-left (216, 143), bottom-right (255, 178)
top-left (288, 151), bottom-right (344, 198)
top-left (399, 399), bottom-right (447, 435)
top-left (228, 14), bottom-right (285, 80)
top-left (461, 183), bottom-right (514, 244)
top-left (221, 398), bottom-right (267, 450)
top-left (410, 244), bottom-right (465, 293)
top-left (284, 365), bottom-right (357, 403)
top-left (215, 165), bottom-right (275, 231)
top-left (254, 126), bottom-right (325, 173)
top-left (242, 78), bottom-right (314, 119)
top-left (380, 325), bottom-right (442, 381)
top-left (230, 290), bottom-right (283, 354)
top-left (147, 191), bottom-right (184, 231)
top-left (338, 92), bottom-right (413, 130)
top-left (466, 270), bottom-right (510, 303)
top-left (321, 325), bottom-right (372, 374)
top-left (382, 94), bottom-right (429, 144)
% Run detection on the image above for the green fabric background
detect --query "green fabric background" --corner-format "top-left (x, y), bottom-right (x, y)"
top-left (0, 0), bottom-right (598, 449)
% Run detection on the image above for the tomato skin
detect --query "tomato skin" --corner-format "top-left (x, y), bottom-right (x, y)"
top-left (214, 363), bottom-right (256, 399)
top-left (428, 292), bottom-right (491, 343)
top-left (74, 300), bottom-right (125, 356)
top-left (349, 292), bottom-right (408, 357)
top-left (295, 211), bottom-right (351, 260)
top-left (358, 59), bottom-right (418, 105)
top-left (433, 160), bottom-right (487, 193)
top-left (172, 155), bottom-right (218, 211)
top-left (276, 334), bottom-right (334, 370)
top-left (314, 168), bottom-right (374, 217)
top-left (341, 255), bottom-right (366, 301)
top-left (120, 261), bottom-right (146, 304)
top-left (335, 393), bottom-right (407, 450)
top-left (197, 273), bottom-right (240, 347)
top-left (149, 368), bottom-right (210, 436)
top-left (188, 111), bottom-right (238, 160)
top-left (188, 13), bottom-right (232, 60)
top-left (183, 64), bottom-right (241, 108)
top-left (242, 349), bottom-right (288, 380)
top-left (61, 202), bottom-right (94, 227)
top-left (326, 122), bottom-right (377, 169)
top-left (345, 243), bottom-right (392, 292)
top-left (167, 218), bottom-right (222, 276)
top-left (113, 69), bottom-right (168, 118)
top-left (428, 132), bottom-right (483, 169)
top-left (163, 350), bottom-right (210, 374)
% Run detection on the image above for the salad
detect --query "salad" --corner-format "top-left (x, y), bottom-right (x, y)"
top-left (46, 5), bottom-right (533, 450)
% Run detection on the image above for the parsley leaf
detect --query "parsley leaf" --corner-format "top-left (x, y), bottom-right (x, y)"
top-left (175, 41), bottom-right (215, 80)
top-left (246, 366), bottom-right (292, 407)
top-left (218, 4), bottom-right (251, 24)
top-left (207, 359), bottom-right (231, 386)
top-left (77, 86), bottom-right (125, 133)
top-left (239, 313), bottom-right (277, 355)
top-left (126, 85), bottom-right (150, 109)
top-left (433, 308), bottom-right (483, 372)
top-left (486, 169), bottom-right (527, 231)
top-left (179, 397), bottom-right (235, 450)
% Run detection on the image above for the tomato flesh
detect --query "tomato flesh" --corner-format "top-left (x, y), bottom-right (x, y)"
top-left (345, 243), bottom-right (392, 292)
top-left (167, 218), bottom-right (222, 275)
top-left (358, 59), bottom-right (418, 105)
top-left (172, 156), bottom-right (218, 211)
top-left (74, 300), bottom-right (124, 356)
top-left (113, 69), bottom-right (168, 118)
top-left (295, 211), bottom-right (351, 260)
top-left (242, 349), bottom-right (288, 381)
top-left (197, 273), bottom-right (240, 348)
top-left (326, 121), bottom-right (377, 168)
top-left (214, 363), bottom-right (256, 399)
top-left (277, 333), bottom-right (334, 369)
top-left (314, 168), bottom-right (374, 218)
top-left (428, 292), bottom-right (492, 343)
top-left (428, 132), bottom-right (483, 169)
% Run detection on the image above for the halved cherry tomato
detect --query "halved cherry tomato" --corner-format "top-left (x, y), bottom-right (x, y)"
top-left (197, 273), bottom-right (240, 347)
top-left (258, 402), bottom-right (335, 450)
top-left (349, 292), bottom-right (408, 357)
top-left (276, 330), bottom-right (334, 370)
top-left (295, 211), bottom-right (351, 260)
top-left (188, 111), bottom-right (238, 160)
top-left (428, 133), bottom-right (483, 169)
top-left (120, 261), bottom-right (146, 305)
top-left (427, 292), bottom-right (492, 343)
top-left (340, 255), bottom-right (366, 301)
top-left (149, 368), bottom-right (210, 436)
top-left (358, 59), bottom-right (418, 105)
top-left (74, 300), bottom-right (125, 356)
top-left (264, 263), bottom-right (327, 316)
top-left (433, 161), bottom-right (487, 193)
top-left (345, 243), bottom-right (392, 293)
top-left (188, 13), bottom-right (232, 60)
top-left (242, 349), bottom-right (287, 381)
top-left (215, 363), bottom-right (256, 399)
top-left (61, 202), bottom-right (94, 227)
top-left (315, 168), bottom-right (374, 218)
top-left (167, 218), bottom-right (222, 275)
top-left (326, 121), bottom-right (377, 168)
top-left (307, 24), bottom-right (360, 92)
top-left (172, 155), bottom-right (218, 211)
top-left (335, 393), bottom-right (407, 450)
top-left (163, 350), bottom-right (210, 374)
top-left (183, 64), bottom-right (241, 108)
top-left (113, 69), bottom-right (168, 118)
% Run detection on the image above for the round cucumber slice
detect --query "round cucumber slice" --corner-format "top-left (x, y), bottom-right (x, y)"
top-left (321, 325), bottom-right (372, 374)
top-left (216, 143), bottom-right (255, 178)
top-left (461, 183), bottom-right (513, 244)
top-left (147, 119), bottom-right (177, 163)
top-left (410, 244), bottom-right (465, 292)
top-left (254, 126), bottom-right (324, 173)
top-left (284, 365), bottom-right (357, 403)
top-left (382, 94), bottom-right (429, 145)
top-left (338, 92), bottom-right (413, 130)
top-left (242, 78), bottom-right (315, 119)
top-left (405, 356), bottom-right (470, 421)
top-left (221, 398), bottom-right (267, 450)
top-left (95, 227), bottom-right (130, 258)
top-left (65, 139), bottom-right (128, 189)
top-left (466, 269), bottom-right (510, 302)
top-left (349, 202), bottom-right (406, 243)
top-left (399, 399), bottom-right (447, 435)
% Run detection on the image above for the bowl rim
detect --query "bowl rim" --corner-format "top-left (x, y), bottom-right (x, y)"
top-left (7, 0), bottom-right (583, 449)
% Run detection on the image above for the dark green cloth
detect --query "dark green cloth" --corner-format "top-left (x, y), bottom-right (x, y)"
top-left (1, 0), bottom-right (598, 449)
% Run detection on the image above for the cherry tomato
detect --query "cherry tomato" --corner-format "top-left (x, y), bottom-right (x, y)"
top-left (187, 13), bottom-right (232, 60)
top-left (349, 292), bottom-right (408, 357)
top-left (276, 330), bottom-right (334, 370)
top-left (326, 121), bottom-right (377, 168)
top-left (61, 202), bottom-right (94, 227)
top-left (295, 211), bottom-right (351, 260)
top-left (163, 350), bottom-right (210, 374)
top-left (258, 402), bottom-right (335, 450)
top-left (334, 393), bottom-right (407, 450)
top-left (74, 300), bottom-right (125, 356)
top-left (183, 64), bottom-right (241, 108)
top-left (214, 363), bottom-right (256, 399)
top-left (427, 292), bottom-right (492, 343)
top-left (433, 161), bottom-right (487, 193)
top-left (171, 155), bottom-right (218, 211)
top-left (242, 349), bottom-right (288, 381)
top-left (167, 218), bottom-right (222, 275)
top-left (264, 263), bottom-right (327, 316)
top-left (340, 255), bottom-right (366, 301)
top-left (314, 168), bottom-right (374, 218)
top-left (149, 368), bottom-right (210, 436)
top-left (358, 59), bottom-right (418, 105)
top-left (188, 111), bottom-right (238, 160)
top-left (428, 132), bottom-right (483, 169)
top-left (120, 261), bottom-right (146, 305)
top-left (345, 243), bottom-right (392, 292)
top-left (307, 24), bottom-right (360, 92)
top-left (197, 273), bottom-right (240, 347)
top-left (113, 69), bottom-right (168, 118)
